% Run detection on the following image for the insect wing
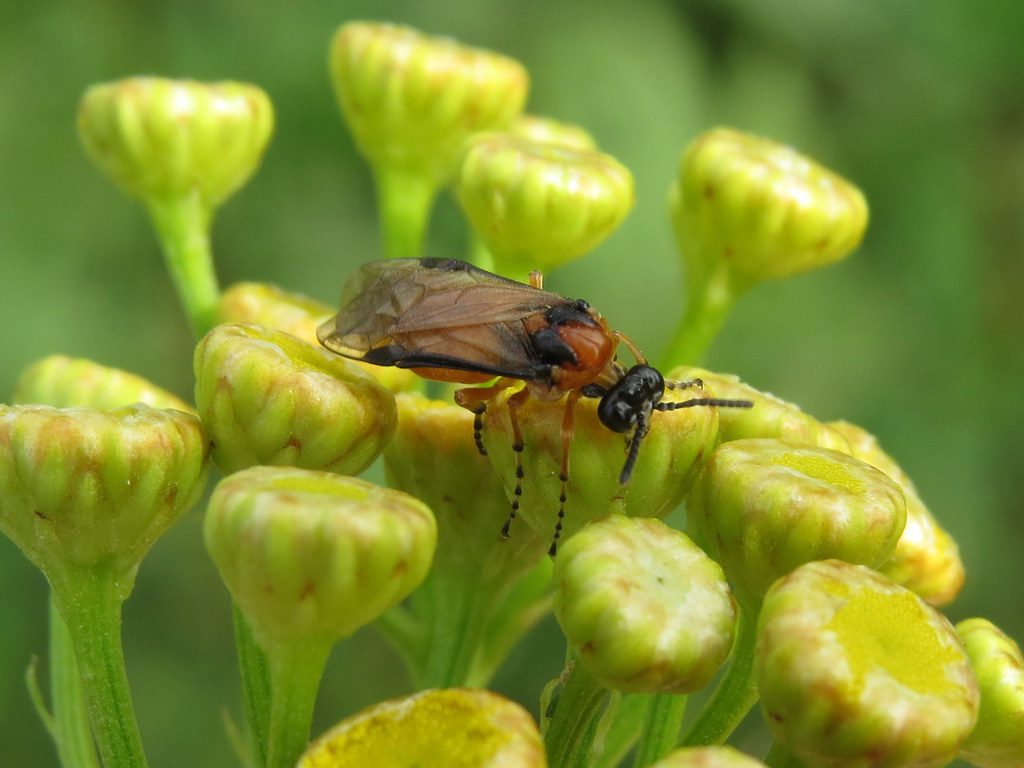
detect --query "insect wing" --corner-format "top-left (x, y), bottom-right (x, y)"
top-left (318, 259), bottom-right (570, 379)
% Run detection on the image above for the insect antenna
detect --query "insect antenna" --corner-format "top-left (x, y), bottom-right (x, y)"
top-left (619, 408), bottom-right (652, 485)
top-left (654, 397), bottom-right (754, 413)
top-left (665, 377), bottom-right (704, 392)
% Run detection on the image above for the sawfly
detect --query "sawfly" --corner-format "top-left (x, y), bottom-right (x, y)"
top-left (318, 258), bottom-right (752, 554)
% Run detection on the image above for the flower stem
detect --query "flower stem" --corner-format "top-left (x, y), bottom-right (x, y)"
top-left (764, 740), bottom-right (806, 768)
top-left (234, 605), bottom-right (271, 768)
top-left (53, 568), bottom-right (148, 768)
top-left (49, 595), bottom-right (101, 768)
top-left (543, 647), bottom-right (611, 768)
top-left (681, 605), bottom-right (759, 746)
top-left (633, 693), bottom-right (688, 767)
top-left (590, 694), bottom-right (649, 768)
top-left (661, 262), bottom-right (739, 369)
top-left (263, 637), bottom-right (332, 768)
top-left (374, 166), bottom-right (437, 258)
top-left (146, 191), bottom-right (221, 337)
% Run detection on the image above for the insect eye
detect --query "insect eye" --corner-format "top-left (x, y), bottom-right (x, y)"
top-left (597, 391), bottom-right (637, 432)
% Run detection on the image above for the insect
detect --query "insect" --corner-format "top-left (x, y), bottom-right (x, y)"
top-left (317, 258), bottom-right (753, 554)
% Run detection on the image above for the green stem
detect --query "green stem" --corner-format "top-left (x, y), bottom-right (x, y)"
top-left (49, 595), bottom-right (101, 768)
top-left (661, 262), bottom-right (740, 369)
top-left (53, 569), bottom-right (148, 768)
top-left (544, 647), bottom-right (611, 768)
top-left (234, 605), bottom-right (271, 768)
top-left (263, 638), bottom-right (332, 768)
top-left (374, 166), bottom-right (438, 258)
top-left (417, 566), bottom-right (497, 688)
top-left (146, 191), bottom-right (221, 337)
top-left (590, 694), bottom-right (650, 768)
top-left (633, 693), bottom-right (688, 767)
top-left (681, 605), bottom-right (760, 746)
top-left (764, 740), bottom-right (805, 768)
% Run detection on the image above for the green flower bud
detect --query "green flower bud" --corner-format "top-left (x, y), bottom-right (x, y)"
top-left (385, 393), bottom-right (547, 565)
top-left (204, 466), bottom-right (435, 648)
top-left (650, 746), bottom-right (767, 768)
top-left (957, 618), bottom-right (1024, 768)
top-left (298, 688), bottom-right (546, 768)
top-left (670, 127), bottom-right (868, 291)
top-left (756, 560), bottom-right (979, 768)
top-left (554, 515), bottom-right (736, 693)
top-left (13, 354), bottom-right (193, 413)
top-left (218, 282), bottom-right (420, 393)
top-left (0, 404), bottom-right (209, 593)
top-left (670, 366), bottom-right (850, 451)
top-left (830, 419), bottom-right (964, 606)
top-left (481, 387), bottom-right (718, 545)
top-left (456, 133), bottom-right (635, 277)
top-left (509, 114), bottom-right (597, 151)
top-left (330, 22), bottom-right (527, 182)
top-left (77, 77), bottom-right (273, 209)
top-left (193, 323), bottom-right (396, 474)
top-left (688, 438), bottom-right (905, 605)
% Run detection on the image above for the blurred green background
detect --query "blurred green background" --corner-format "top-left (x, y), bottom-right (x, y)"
top-left (2, 1), bottom-right (1022, 765)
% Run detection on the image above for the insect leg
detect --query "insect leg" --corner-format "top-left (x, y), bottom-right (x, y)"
top-left (549, 389), bottom-right (582, 556)
top-left (455, 379), bottom-right (518, 456)
top-left (501, 386), bottom-right (532, 539)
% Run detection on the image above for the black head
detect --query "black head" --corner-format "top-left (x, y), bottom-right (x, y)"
top-left (596, 365), bottom-right (665, 433)
top-left (596, 365), bottom-right (665, 485)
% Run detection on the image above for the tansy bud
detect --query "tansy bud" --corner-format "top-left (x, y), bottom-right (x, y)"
top-left (509, 114), bottom-right (597, 152)
top-left (298, 689), bottom-right (546, 768)
top-left (830, 419), bottom-right (964, 606)
top-left (218, 282), bottom-right (419, 392)
top-left (670, 366), bottom-right (850, 451)
top-left (956, 618), bottom-right (1024, 768)
top-left (688, 438), bottom-right (905, 605)
top-left (13, 354), bottom-right (193, 413)
top-left (193, 323), bottom-right (396, 474)
top-left (756, 560), bottom-right (978, 768)
top-left (77, 77), bottom-right (273, 210)
top-left (553, 515), bottom-right (736, 693)
top-left (650, 747), bottom-right (767, 768)
top-left (204, 466), bottom-right (436, 648)
top-left (329, 22), bottom-right (528, 186)
top-left (481, 386), bottom-right (718, 546)
top-left (456, 133), bottom-right (634, 278)
top-left (0, 404), bottom-right (209, 593)
top-left (670, 127), bottom-right (868, 291)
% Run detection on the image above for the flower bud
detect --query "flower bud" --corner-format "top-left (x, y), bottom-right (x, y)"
top-left (650, 747), bottom-right (767, 768)
top-left (78, 77), bottom-right (273, 209)
top-left (457, 133), bottom-right (635, 276)
top-left (830, 419), bottom-right (964, 605)
top-left (204, 466), bottom-right (435, 648)
top-left (384, 393), bottom-right (547, 566)
top-left (13, 355), bottom-right (193, 413)
top-left (481, 386), bottom-right (718, 544)
top-left (329, 22), bottom-right (528, 185)
top-left (298, 688), bottom-right (546, 768)
top-left (756, 560), bottom-right (978, 768)
top-left (956, 618), bottom-right (1024, 768)
top-left (509, 115), bottom-right (597, 151)
top-left (670, 366), bottom-right (850, 451)
top-left (193, 323), bottom-right (396, 474)
top-left (0, 404), bottom-right (209, 593)
top-left (670, 127), bottom-right (868, 291)
top-left (554, 515), bottom-right (736, 693)
top-left (218, 282), bottom-right (419, 392)
top-left (688, 438), bottom-right (905, 605)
